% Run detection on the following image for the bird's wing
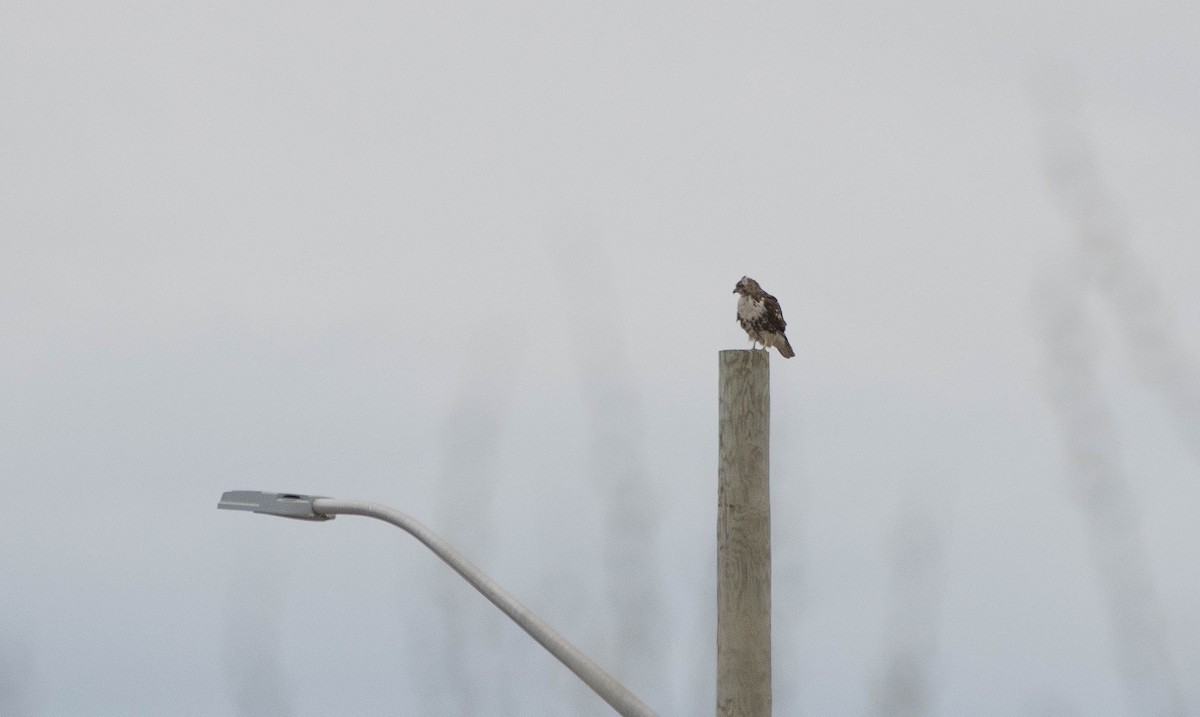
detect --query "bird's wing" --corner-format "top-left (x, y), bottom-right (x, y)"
top-left (762, 293), bottom-right (787, 331)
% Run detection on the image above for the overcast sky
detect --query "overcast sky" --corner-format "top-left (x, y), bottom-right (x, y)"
top-left (2, 1), bottom-right (1199, 716)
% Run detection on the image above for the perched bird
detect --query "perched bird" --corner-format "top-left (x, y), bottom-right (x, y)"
top-left (733, 276), bottom-right (795, 358)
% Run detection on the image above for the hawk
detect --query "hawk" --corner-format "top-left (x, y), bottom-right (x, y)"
top-left (733, 276), bottom-right (795, 358)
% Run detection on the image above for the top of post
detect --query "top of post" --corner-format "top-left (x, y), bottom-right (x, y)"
top-left (719, 349), bottom-right (770, 370)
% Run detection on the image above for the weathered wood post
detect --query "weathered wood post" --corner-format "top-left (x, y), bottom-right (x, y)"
top-left (717, 349), bottom-right (772, 716)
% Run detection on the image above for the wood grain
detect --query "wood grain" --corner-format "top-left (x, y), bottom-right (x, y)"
top-left (717, 349), bottom-right (771, 717)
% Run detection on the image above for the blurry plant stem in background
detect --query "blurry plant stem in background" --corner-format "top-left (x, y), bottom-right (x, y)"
top-left (553, 216), bottom-right (667, 714)
top-left (0, 636), bottom-right (34, 717)
top-left (872, 504), bottom-right (946, 717)
top-left (424, 326), bottom-right (518, 716)
top-left (1035, 73), bottom-right (1200, 463)
top-left (1033, 73), bottom-right (1191, 717)
top-left (223, 568), bottom-right (292, 717)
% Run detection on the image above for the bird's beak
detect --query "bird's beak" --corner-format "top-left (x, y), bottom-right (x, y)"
top-left (732, 286), bottom-right (739, 294)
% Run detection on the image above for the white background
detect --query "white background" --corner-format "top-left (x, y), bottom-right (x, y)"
top-left (2, 1), bottom-right (1198, 715)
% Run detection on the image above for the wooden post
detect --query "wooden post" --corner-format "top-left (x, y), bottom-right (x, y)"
top-left (717, 349), bottom-right (771, 716)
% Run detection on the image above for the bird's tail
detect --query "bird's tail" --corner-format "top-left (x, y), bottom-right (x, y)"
top-left (779, 335), bottom-right (795, 358)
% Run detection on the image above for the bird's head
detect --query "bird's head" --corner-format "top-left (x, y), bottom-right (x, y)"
top-left (733, 276), bottom-right (760, 295)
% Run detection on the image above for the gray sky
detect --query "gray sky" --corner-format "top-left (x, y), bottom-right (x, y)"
top-left (2, 1), bottom-right (1199, 715)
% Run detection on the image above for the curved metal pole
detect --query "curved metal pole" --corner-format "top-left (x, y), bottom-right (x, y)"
top-left (310, 498), bottom-right (658, 717)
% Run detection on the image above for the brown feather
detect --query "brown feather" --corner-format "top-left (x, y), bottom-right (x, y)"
top-left (733, 276), bottom-right (795, 358)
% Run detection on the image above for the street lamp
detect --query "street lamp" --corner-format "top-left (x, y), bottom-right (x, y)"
top-left (218, 490), bottom-right (658, 717)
